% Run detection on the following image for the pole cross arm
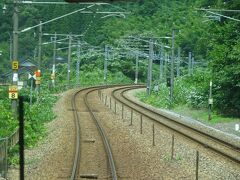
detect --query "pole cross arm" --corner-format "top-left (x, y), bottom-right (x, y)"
top-left (13, 1), bottom-right (109, 5)
top-left (196, 8), bottom-right (240, 22)
top-left (43, 33), bottom-right (84, 37)
top-left (20, 4), bottom-right (96, 33)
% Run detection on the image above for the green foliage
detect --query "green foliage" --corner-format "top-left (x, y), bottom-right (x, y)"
top-left (208, 22), bottom-right (240, 116)
top-left (0, 87), bottom-right (57, 148)
top-left (0, 0), bottom-right (239, 118)
top-left (137, 70), bottom-right (211, 110)
top-left (0, 87), bottom-right (17, 138)
top-left (21, 89), bottom-right (57, 147)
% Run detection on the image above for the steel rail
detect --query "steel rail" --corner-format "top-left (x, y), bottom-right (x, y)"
top-left (70, 89), bottom-right (83, 180)
top-left (70, 86), bottom-right (106, 180)
top-left (70, 84), bottom-right (132, 179)
top-left (84, 89), bottom-right (118, 180)
top-left (111, 86), bottom-right (240, 164)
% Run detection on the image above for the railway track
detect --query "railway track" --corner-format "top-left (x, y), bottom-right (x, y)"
top-left (68, 84), bottom-right (239, 179)
top-left (110, 85), bottom-right (240, 165)
top-left (70, 86), bottom-right (118, 180)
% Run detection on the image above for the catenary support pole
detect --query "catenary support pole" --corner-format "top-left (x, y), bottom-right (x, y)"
top-left (135, 53), bottom-right (139, 84)
top-left (52, 32), bottom-right (57, 87)
top-left (76, 40), bottom-right (81, 86)
top-left (37, 21), bottom-right (42, 93)
top-left (104, 45), bottom-right (108, 85)
top-left (164, 52), bottom-right (168, 80)
top-left (147, 41), bottom-right (153, 96)
top-left (67, 34), bottom-right (72, 87)
top-left (188, 52), bottom-right (192, 76)
top-left (159, 44), bottom-right (164, 82)
top-left (12, 2), bottom-right (19, 116)
top-left (170, 29), bottom-right (175, 106)
top-left (9, 33), bottom-right (13, 63)
top-left (177, 47), bottom-right (181, 77)
top-left (192, 55), bottom-right (194, 75)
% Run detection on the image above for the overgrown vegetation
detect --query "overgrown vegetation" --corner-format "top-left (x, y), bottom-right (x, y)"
top-left (0, 87), bottom-right (57, 145)
top-left (137, 69), bottom-right (239, 123)
top-left (0, 86), bottom-right (58, 165)
top-left (0, 0), bottom-right (239, 146)
top-left (1, 0), bottom-right (239, 117)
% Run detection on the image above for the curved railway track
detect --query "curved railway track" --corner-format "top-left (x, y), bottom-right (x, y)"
top-left (68, 84), bottom-right (239, 180)
top-left (110, 85), bottom-right (240, 165)
top-left (70, 86), bottom-right (118, 180)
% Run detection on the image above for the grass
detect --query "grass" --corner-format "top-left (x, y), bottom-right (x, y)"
top-left (136, 90), bottom-right (240, 125)
top-left (173, 104), bottom-right (240, 125)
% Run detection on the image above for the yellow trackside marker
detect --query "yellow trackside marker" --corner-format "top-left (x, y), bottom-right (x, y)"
top-left (12, 61), bottom-right (19, 70)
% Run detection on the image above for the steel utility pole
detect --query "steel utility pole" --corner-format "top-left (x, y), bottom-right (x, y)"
top-left (52, 32), bottom-right (57, 87)
top-left (188, 52), bottom-right (192, 76)
top-left (159, 44), bottom-right (164, 82)
top-left (104, 45), bottom-right (108, 85)
top-left (147, 40), bottom-right (153, 96)
top-left (170, 29), bottom-right (175, 106)
top-left (12, 2), bottom-right (19, 116)
top-left (9, 33), bottom-right (13, 62)
top-left (134, 53), bottom-right (139, 84)
top-left (164, 52), bottom-right (168, 81)
top-left (37, 21), bottom-right (42, 93)
top-left (192, 55), bottom-right (194, 75)
top-left (177, 47), bottom-right (181, 77)
top-left (67, 34), bottom-right (72, 87)
top-left (76, 40), bottom-right (81, 86)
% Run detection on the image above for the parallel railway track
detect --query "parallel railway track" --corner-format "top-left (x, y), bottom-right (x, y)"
top-left (69, 84), bottom-right (239, 180)
top-left (111, 85), bottom-right (240, 165)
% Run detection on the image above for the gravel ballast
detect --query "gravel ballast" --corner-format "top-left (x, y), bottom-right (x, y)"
top-left (6, 87), bottom-right (240, 179)
top-left (8, 90), bottom-right (77, 180)
top-left (101, 87), bottom-right (240, 179)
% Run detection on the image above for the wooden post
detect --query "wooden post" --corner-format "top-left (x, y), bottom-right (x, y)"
top-left (105, 95), bottom-right (107, 106)
top-left (196, 151), bottom-right (199, 180)
top-left (110, 97), bottom-right (112, 109)
top-left (122, 104), bottom-right (124, 119)
top-left (140, 115), bottom-right (143, 134)
top-left (152, 123), bottom-right (155, 146)
top-left (130, 109), bottom-right (133, 126)
top-left (171, 134), bottom-right (175, 160)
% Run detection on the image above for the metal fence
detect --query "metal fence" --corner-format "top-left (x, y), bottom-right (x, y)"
top-left (0, 129), bottom-right (19, 178)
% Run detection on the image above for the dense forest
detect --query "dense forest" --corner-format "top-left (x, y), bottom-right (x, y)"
top-left (0, 0), bottom-right (239, 117)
